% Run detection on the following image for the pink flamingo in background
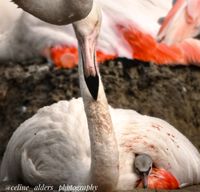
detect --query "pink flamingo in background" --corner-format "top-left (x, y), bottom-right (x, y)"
top-left (125, 0), bottom-right (200, 65)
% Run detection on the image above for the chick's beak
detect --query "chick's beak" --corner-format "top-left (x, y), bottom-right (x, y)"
top-left (143, 172), bottom-right (149, 188)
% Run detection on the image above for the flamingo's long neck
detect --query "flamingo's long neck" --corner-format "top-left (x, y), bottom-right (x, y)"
top-left (80, 71), bottom-right (119, 191)
top-left (74, 3), bottom-right (119, 191)
top-left (11, 0), bottom-right (93, 25)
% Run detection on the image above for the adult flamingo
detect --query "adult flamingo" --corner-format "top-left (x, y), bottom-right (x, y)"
top-left (1, 0), bottom-right (200, 191)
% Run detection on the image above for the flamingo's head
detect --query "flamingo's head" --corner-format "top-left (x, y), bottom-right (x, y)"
top-left (73, 2), bottom-right (102, 100)
top-left (134, 154), bottom-right (153, 188)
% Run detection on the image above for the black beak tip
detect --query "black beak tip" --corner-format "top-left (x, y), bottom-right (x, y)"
top-left (142, 173), bottom-right (149, 189)
top-left (84, 74), bottom-right (99, 100)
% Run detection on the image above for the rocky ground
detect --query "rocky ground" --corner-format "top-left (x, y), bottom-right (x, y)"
top-left (0, 58), bottom-right (200, 191)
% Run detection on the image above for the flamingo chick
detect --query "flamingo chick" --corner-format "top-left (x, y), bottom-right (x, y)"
top-left (134, 154), bottom-right (153, 188)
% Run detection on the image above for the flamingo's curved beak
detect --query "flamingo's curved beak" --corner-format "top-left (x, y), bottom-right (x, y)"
top-left (76, 21), bottom-right (100, 101)
top-left (73, 3), bottom-right (101, 101)
top-left (80, 37), bottom-right (99, 100)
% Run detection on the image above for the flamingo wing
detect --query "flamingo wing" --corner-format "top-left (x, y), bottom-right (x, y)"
top-left (111, 107), bottom-right (200, 188)
top-left (118, 24), bottom-right (200, 65)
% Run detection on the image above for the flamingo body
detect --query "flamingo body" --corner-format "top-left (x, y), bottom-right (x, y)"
top-left (1, 98), bottom-right (200, 189)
